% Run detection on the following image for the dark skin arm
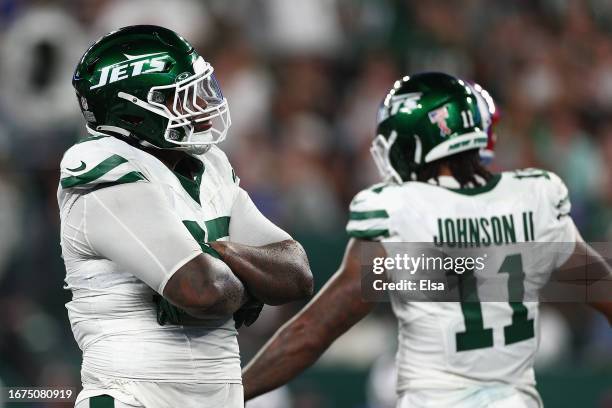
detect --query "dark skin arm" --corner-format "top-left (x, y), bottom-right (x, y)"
top-left (210, 239), bottom-right (314, 305)
top-left (557, 238), bottom-right (612, 325)
top-left (163, 253), bottom-right (248, 319)
top-left (242, 238), bottom-right (383, 400)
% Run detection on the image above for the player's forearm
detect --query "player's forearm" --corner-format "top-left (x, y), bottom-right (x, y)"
top-left (242, 316), bottom-right (327, 400)
top-left (582, 242), bottom-right (612, 325)
top-left (558, 241), bottom-right (612, 325)
top-left (164, 254), bottom-right (248, 317)
top-left (188, 270), bottom-right (248, 317)
top-left (210, 240), bottom-right (313, 305)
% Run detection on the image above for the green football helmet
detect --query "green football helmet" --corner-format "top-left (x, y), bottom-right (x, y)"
top-left (371, 72), bottom-right (487, 183)
top-left (72, 25), bottom-right (230, 154)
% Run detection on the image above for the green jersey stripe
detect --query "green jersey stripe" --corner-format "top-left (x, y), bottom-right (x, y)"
top-left (88, 171), bottom-right (148, 190)
top-left (182, 220), bottom-right (222, 259)
top-left (75, 134), bottom-right (109, 144)
top-left (555, 195), bottom-right (569, 209)
top-left (60, 154), bottom-right (128, 188)
top-left (349, 209), bottom-right (389, 220)
top-left (347, 228), bottom-right (390, 239)
top-left (172, 159), bottom-right (205, 205)
top-left (183, 220), bottom-right (206, 243)
top-left (90, 395), bottom-right (114, 408)
top-left (114, 171), bottom-right (147, 184)
top-left (205, 216), bottom-right (230, 241)
top-left (370, 183), bottom-right (390, 194)
top-left (183, 217), bottom-right (230, 244)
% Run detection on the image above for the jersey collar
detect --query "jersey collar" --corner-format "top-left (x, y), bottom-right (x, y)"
top-left (427, 174), bottom-right (502, 195)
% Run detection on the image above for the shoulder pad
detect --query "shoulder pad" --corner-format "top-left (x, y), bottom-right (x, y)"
top-left (59, 139), bottom-right (147, 190)
top-left (200, 145), bottom-right (240, 186)
top-left (508, 168), bottom-right (570, 218)
top-left (543, 171), bottom-right (571, 218)
top-left (508, 167), bottom-right (551, 181)
top-left (346, 184), bottom-right (392, 241)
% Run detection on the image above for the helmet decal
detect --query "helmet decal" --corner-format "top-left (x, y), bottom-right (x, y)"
top-left (428, 105), bottom-right (451, 137)
top-left (90, 52), bottom-right (169, 89)
top-left (388, 93), bottom-right (422, 116)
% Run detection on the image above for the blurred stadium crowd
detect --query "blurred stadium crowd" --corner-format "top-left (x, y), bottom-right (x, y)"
top-left (0, 0), bottom-right (611, 407)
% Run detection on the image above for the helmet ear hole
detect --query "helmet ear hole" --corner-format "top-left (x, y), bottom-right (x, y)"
top-left (167, 129), bottom-right (181, 141)
top-left (150, 91), bottom-right (166, 104)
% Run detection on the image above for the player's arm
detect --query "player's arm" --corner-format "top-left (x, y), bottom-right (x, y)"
top-left (581, 241), bottom-right (612, 325)
top-left (211, 240), bottom-right (312, 305)
top-left (162, 252), bottom-right (247, 318)
top-left (558, 234), bottom-right (612, 325)
top-left (210, 188), bottom-right (314, 305)
top-left (242, 238), bottom-right (382, 400)
top-left (544, 173), bottom-right (612, 325)
top-left (83, 182), bottom-right (247, 318)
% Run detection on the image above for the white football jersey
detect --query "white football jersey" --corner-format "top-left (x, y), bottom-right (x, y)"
top-left (346, 170), bottom-right (576, 394)
top-left (57, 136), bottom-right (242, 384)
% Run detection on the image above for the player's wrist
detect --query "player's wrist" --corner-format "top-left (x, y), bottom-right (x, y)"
top-left (209, 240), bottom-right (233, 259)
top-left (210, 240), bottom-right (251, 261)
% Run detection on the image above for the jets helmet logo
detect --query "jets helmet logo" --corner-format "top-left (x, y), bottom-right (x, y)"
top-left (90, 52), bottom-right (169, 90)
top-left (378, 92), bottom-right (422, 123)
top-left (428, 105), bottom-right (451, 137)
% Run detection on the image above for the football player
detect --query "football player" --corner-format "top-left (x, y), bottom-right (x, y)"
top-left (58, 25), bottom-right (313, 408)
top-left (242, 73), bottom-right (612, 407)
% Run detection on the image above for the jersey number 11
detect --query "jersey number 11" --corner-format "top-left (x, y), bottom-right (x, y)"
top-left (455, 254), bottom-right (535, 352)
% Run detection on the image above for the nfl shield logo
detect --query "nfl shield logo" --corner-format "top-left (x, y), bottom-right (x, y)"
top-left (428, 105), bottom-right (451, 137)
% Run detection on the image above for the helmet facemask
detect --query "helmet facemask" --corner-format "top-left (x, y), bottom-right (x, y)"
top-left (118, 57), bottom-right (230, 154)
top-left (371, 130), bottom-right (424, 184)
top-left (370, 131), bottom-right (403, 184)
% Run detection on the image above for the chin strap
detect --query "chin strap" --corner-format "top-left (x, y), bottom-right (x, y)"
top-left (93, 125), bottom-right (132, 137)
top-left (85, 124), bottom-right (211, 156)
top-left (86, 124), bottom-right (147, 147)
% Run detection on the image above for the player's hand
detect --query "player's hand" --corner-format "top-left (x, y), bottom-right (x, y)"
top-left (153, 294), bottom-right (181, 325)
top-left (234, 298), bottom-right (264, 329)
